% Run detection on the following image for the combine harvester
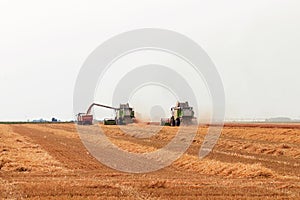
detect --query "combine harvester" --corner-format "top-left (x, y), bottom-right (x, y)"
top-left (161, 101), bottom-right (196, 126)
top-left (77, 103), bottom-right (135, 125)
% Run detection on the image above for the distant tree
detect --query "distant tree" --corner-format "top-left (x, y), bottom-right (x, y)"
top-left (52, 118), bottom-right (58, 122)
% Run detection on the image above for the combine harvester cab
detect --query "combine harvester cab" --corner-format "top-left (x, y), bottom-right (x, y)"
top-left (161, 101), bottom-right (197, 126)
top-left (116, 103), bottom-right (135, 125)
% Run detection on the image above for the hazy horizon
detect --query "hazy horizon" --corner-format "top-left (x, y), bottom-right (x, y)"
top-left (1, 0), bottom-right (300, 121)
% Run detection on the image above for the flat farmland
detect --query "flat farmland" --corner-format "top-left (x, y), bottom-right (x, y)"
top-left (0, 123), bottom-right (300, 199)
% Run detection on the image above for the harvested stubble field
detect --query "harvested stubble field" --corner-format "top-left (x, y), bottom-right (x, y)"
top-left (0, 123), bottom-right (300, 199)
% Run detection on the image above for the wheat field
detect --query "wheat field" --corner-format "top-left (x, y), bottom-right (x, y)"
top-left (0, 123), bottom-right (300, 199)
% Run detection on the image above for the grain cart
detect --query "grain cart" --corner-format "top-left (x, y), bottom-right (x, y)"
top-left (77, 113), bottom-right (94, 125)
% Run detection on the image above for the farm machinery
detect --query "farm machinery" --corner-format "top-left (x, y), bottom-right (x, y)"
top-left (77, 103), bottom-right (135, 125)
top-left (161, 101), bottom-right (196, 126)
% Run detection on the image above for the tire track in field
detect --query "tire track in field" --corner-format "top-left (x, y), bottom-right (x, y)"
top-left (11, 125), bottom-right (105, 171)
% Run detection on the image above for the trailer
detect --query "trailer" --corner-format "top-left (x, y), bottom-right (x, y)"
top-left (77, 113), bottom-right (93, 125)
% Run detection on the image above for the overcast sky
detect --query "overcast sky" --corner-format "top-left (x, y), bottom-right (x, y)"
top-left (0, 0), bottom-right (300, 121)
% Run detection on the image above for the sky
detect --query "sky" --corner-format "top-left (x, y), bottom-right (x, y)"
top-left (0, 0), bottom-right (300, 121)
